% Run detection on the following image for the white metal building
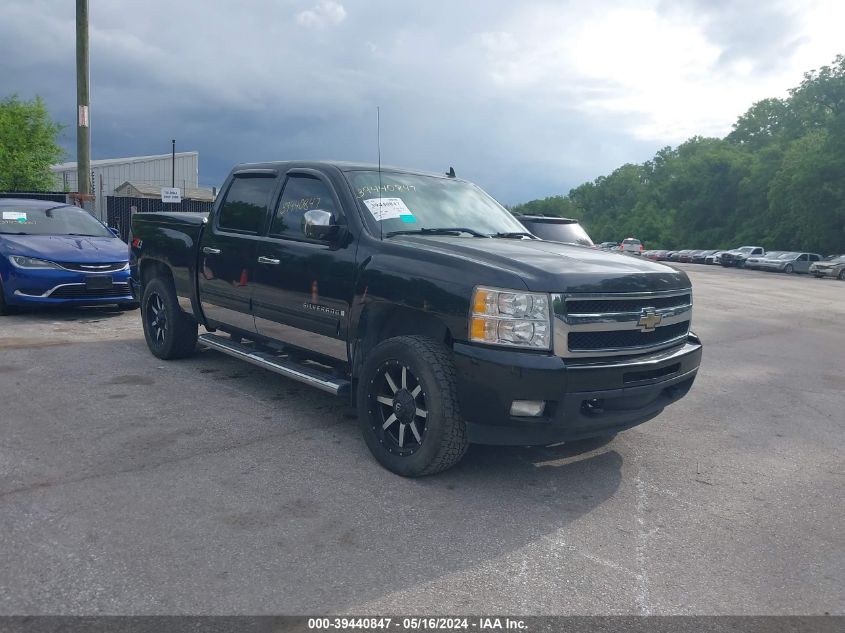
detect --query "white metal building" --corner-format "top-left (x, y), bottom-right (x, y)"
top-left (51, 152), bottom-right (200, 219)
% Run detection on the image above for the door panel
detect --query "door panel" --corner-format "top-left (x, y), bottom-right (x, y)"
top-left (197, 173), bottom-right (277, 332)
top-left (251, 172), bottom-right (355, 362)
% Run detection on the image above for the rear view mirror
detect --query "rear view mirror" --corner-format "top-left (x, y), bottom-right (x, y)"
top-left (302, 209), bottom-right (338, 241)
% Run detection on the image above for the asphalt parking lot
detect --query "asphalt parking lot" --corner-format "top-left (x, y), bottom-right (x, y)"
top-left (0, 264), bottom-right (842, 615)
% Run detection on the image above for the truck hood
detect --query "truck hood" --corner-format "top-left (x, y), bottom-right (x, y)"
top-left (0, 234), bottom-right (128, 263)
top-left (393, 236), bottom-right (690, 293)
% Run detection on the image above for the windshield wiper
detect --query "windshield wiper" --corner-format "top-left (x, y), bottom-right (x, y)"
top-left (490, 231), bottom-right (536, 239)
top-left (386, 227), bottom-right (489, 238)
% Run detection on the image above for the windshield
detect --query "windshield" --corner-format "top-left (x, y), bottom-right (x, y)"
top-left (521, 220), bottom-right (594, 246)
top-left (346, 171), bottom-right (526, 237)
top-left (762, 251), bottom-right (785, 258)
top-left (737, 246), bottom-right (756, 253)
top-left (777, 252), bottom-right (798, 259)
top-left (0, 205), bottom-right (111, 237)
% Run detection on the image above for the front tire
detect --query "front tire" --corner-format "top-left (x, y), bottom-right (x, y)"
top-left (0, 278), bottom-right (12, 316)
top-left (141, 277), bottom-right (198, 359)
top-left (839, 269), bottom-right (845, 281)
top-left (357, 335), bottom-right (469, 477)
top-left (784, 264), bottom-right (794, 274)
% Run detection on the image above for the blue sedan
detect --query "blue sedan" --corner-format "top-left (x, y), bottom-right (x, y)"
top-left (0, 198), bottom-right (135, 314)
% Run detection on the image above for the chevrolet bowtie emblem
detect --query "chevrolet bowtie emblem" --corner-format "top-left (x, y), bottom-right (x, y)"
top-left (637, 310), bottom-right (662, 331)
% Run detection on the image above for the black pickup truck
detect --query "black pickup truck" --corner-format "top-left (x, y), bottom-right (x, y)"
top-left (129, 161), bottom-right (702, 476)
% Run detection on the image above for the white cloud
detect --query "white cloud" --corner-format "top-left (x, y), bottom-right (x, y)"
top-left (296, 1), bottom-right (347, 29)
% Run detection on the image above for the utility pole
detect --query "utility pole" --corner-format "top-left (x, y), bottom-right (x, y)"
top-left (171, 139), bottom-right (176, 187)
top-left (75, 0), bottom-right (91, 197)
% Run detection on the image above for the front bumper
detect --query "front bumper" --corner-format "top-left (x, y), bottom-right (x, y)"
top-left (1, 266), bottom-right (133, 306)
top-left (453, 334), bottom-right (702, 445)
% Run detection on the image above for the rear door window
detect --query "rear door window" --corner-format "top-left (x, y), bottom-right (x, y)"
top-left (217, 175), bottom-right (276, 234)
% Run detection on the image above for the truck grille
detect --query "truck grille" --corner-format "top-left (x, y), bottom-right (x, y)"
top-left (552, 289), bottom-right (692, 358)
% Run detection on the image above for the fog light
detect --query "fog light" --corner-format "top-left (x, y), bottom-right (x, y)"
top-left (510, 400), bottom-right (546, 417)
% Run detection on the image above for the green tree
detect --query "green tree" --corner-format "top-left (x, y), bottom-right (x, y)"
top-left (0, 95), bottom-right (64, 191)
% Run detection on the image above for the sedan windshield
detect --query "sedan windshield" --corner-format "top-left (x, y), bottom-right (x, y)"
top-left (346, 171), bottom-right (527, 237)
top-left (777, 252), bottom-right (799, 259)
top-left (0, 205), bottom-right (111, 237)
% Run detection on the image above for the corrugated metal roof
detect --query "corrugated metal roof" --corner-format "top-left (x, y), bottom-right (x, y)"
top-left (51, 152), bottom-right (199, 171)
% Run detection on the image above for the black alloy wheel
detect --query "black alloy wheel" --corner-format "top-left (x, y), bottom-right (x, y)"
top-left (370, 361), bottom-right (428, 456)
top-left (146, 292), bottom-right (168, 344)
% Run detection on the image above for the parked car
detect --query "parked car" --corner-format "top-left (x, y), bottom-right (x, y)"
top-left (662, 250), bottom-right (678, 261)
top-left (756, 252), bottom-right (821, 274)
top-left (678, 249), bottom-right (701, 263)
top-left (129, 160), bottom-right (702, 476)
top-left (746, 251), bottom-right (787, 270)
top-left (513, 214), bottom-right (594, 247)
top-left (705, 251), bottom-right (725, 265)
top-left (810, 254), bottom-right (845, 279)
top-left (619, 237), bottom-right (643, 255)
top-left (691, 250), bottom-right (718, 264)
top-left (0, 198), bottom-right (136, 315)
top-left (721, 246), bottom-right (765, 268)
top-left (598, 241), bottom-right (618, 250)
top-left (651, 249), bottom-right (670, 261)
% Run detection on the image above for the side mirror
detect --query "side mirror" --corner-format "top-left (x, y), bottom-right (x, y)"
top-left (302, 209), bottom-right (338, 241)
top-left (108, 227), bottom-right (120, 237)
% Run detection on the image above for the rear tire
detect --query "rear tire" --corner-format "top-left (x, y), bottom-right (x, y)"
top-left (141, 277), bottom-right (198, 359)
top-left (357, 335), bottom-right (468, 477)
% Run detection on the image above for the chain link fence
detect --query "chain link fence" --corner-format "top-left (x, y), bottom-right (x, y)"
top-left (106, 196), bottom-right (214, 241)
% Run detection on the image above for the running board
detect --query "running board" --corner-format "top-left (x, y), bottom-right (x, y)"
top-left (198, 333), bottom-right (350, 396)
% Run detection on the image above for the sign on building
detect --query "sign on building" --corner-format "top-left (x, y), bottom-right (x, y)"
top-left (161, 187), bottom-right (182, 203)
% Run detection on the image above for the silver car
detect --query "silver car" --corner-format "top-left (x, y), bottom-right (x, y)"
top-left (810, 255), bottom-right (845, 280)
top-left (746, 251), bottom-right (787, 270)
top-left (758, 252), bottom-right (822, 274)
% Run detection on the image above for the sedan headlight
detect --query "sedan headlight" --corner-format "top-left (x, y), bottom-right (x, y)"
top-left (9, 256), bottom-right (62, 269)
top-left (470, 286), bottom-right (550, 349)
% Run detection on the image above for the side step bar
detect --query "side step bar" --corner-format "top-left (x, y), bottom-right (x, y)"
top-left (198, 333), bottom-right (350, 396)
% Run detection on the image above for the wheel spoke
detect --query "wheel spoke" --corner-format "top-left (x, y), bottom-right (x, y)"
top-left (409, 421), bottom-right (422, 443)
top-left (376, 395), bottom-right (393, 406)
top-left (415, 408), bottom-right (427, 419)
top-left (401, 366), bottom-right (407, 390)
top-left (382, 413), bottom-right (397, 430)
top-left (398, 422), bottom-right (406, 447)
top-left (411, 385), bottom-right (422, 398)
top-left (384, 371), bottom-right (399, 394)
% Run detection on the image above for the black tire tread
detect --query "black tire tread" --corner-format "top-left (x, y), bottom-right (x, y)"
top-left (0, 279), bottom-right (10, 316)
top-left (360, 335), bottom-right (468, 476)
top-left (142, 277), bottom-right (198, 360)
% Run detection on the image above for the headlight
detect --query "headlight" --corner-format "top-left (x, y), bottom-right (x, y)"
top-left (9, 256), bottom-right (61, 269)
top-left (470, 286), bottom-right (550, 349)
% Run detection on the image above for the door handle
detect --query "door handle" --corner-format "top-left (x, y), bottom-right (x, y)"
top-left (202, 247), bottom-right (221, 255)
top-left (257, 256), bottom-right (280, 265)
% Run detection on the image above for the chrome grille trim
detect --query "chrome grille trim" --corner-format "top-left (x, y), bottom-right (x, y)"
top-left (15, 282), bottom-right (131, 299)
top-left (552, 289), bottom-right (692, 358)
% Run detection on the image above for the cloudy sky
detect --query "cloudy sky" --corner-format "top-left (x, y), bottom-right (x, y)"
top-left (1, 0), bottom-right (842, 203)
